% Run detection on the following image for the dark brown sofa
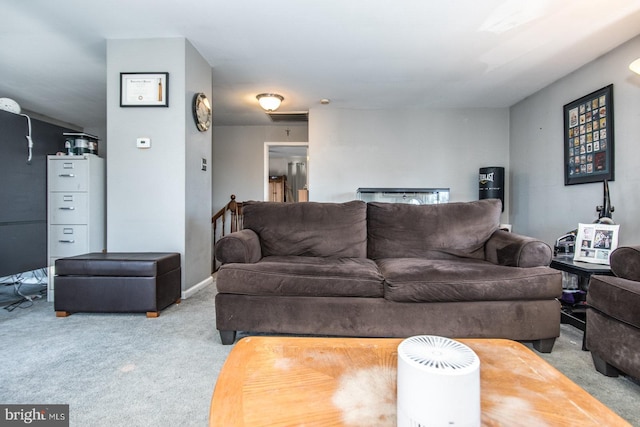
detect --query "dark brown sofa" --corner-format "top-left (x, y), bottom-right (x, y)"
top-left (214, 199), bottom-right (562, 352)
top-left (586, 246), bottom-right (640, 378)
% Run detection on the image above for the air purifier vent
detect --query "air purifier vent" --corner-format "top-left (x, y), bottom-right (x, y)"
top-left (398, 335), bottom-right (478, 373)
top-left (397, 336), bottom-right (481, 427)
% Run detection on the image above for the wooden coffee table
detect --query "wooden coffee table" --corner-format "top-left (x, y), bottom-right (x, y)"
top-left (210, 337), bottom-right (631, 426)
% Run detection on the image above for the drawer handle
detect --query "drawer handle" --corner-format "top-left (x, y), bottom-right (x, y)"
top-left (58, 239), bottom-right (75, 243)
top-left (59, 173), bottom-right (75, 178)
top-left (58, 207), bottom-right (75, 210)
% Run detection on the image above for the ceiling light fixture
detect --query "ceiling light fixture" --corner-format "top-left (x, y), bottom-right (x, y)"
top-left (256, 93), bottom-right (284, 112)
top-left (629, 58), bottom-right (640, 75)
top-left (0, 97), bottom-right (34, 164)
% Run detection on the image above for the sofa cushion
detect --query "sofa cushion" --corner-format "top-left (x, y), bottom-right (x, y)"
top-left (216, 256), bottom-right (384, 297)
top-left (377, 258), bottom-right (561, 302)
top-left (367, 199), bottom-right (501, 260)
top-left (55, 252), bottom-right (181, 277)
top-left (242, 201), bottom-right (367, 258)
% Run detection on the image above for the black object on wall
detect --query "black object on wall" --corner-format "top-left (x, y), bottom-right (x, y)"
top-left (0, 110), bottom-right (71, 277)
top-left (479, 166), bottom-right (505, 212)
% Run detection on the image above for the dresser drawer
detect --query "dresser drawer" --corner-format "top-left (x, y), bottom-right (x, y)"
top-left (49, 193), bottom-right (88, 224)
top-left (48, 158), bottom-right (88, 191)
top-left (49, 225), bottom-right (88, 257)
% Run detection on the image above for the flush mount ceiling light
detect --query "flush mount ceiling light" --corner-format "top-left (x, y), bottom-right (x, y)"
top-left (629, 58), bottom-right (640, 75)
top-left (256, 93), bottom-right (284, 111)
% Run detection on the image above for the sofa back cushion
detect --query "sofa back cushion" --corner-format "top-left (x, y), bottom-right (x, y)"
top-left (242, 200), bottom-right (367, 258)
top-left (367, 199), bottom-right (501, 260)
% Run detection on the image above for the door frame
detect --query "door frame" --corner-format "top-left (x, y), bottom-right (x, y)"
top-left (264, 141), bottom-right (309, 201)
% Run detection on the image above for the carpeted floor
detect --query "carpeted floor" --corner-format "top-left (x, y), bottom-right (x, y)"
top-left (1, 279), bottom-right (638, 426)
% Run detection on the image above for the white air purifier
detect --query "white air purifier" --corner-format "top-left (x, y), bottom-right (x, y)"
top-left (397, 335), bottom-right (481, 427)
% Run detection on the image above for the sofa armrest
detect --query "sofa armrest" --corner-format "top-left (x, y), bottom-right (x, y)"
top-left (214, 229), bottom-right (262, 264)
top-left (485, 230), bottom-right (552, 267)
top-left (610, 245), bottom-right (640, 281)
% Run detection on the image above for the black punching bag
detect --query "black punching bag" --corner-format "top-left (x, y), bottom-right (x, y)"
top-left (479, 167), bottom-right (504, 212)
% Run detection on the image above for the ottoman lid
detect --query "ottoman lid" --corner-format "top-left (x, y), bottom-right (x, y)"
top-left (55, 252), bottom-right (180, 277)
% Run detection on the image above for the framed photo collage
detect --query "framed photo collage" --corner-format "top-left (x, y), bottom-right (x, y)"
top-left (574, 222), bottom-right (619, 265)
top-left (563, 84), bottom-right (614, 185)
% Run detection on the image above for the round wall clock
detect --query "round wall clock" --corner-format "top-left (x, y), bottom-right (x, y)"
top-left (192, 93), bottom-right (212, 132)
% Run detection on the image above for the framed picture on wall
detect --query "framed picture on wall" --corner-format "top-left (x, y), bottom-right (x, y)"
top-left (563, 84), bottom-right (614, 185)
top-left (573, 222), bottom-right (619, 265)
top-left (120, 72), bottom-right (169, 107)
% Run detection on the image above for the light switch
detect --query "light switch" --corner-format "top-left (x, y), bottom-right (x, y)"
top-left (137, 137), bottom-right (151, 148)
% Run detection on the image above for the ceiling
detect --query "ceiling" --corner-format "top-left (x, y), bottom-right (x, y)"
top-left (1, 0), bottom-right (640, 131)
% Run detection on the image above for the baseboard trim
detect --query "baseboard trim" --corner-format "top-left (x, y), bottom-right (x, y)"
top-left (182, 275), bottom-right (213, 299)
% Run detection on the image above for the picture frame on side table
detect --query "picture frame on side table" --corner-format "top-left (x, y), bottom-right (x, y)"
top-left (120, 72), bottom-right (169, 107)
top-left (573, 222), bottom-right (619, 265)
top-left (563, 84), bottom-right (614, 185)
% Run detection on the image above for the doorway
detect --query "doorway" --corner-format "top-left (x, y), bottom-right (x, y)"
top-left (264, 142), bottom-right (308, 202)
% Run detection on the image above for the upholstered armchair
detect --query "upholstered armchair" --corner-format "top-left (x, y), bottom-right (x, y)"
top-left (586, 246), bottom-right (640, 378)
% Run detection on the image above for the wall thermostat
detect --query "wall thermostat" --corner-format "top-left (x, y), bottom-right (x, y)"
top-left (136, 137), bottom-right (151, 148)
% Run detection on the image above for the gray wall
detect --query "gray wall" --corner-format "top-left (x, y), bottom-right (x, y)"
top-left (106, 38), bottom-right (212, 293)
top-left (185, 40), bottom-right (214, 289)
top-left (212, 125), bottom-right (308, 210)
top-left (308, 108), bottom-right (511, 221)
top-left (212, 38), bottom-right (640, 247)
top-left (213, 109), bottom-right (509, 221)
top-left (510, 35), bottom-right (640, 246)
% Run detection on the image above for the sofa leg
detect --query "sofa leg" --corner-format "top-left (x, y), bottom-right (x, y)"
top-left (591, 353), bottom-right (620, 377)
top-left (55, 311), bottom-right (70, 318)
top-left (219, 330), bottom-right (236, 345)
top-left (532, 337), bottom-right (555, 353)
top-left (146, 312), bottom-right (160, 318)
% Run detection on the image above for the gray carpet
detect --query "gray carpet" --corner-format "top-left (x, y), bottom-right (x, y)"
top-left (1, 279), bottom-right (638, 426)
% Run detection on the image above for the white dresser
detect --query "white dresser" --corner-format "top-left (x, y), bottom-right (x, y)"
top-left (47, 154), bottom-right (105, 301)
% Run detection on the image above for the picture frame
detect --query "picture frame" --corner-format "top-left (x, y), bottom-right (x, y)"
top-left (573, 222), bottom-right (619, 265)
top-left (120, 72), bottom-right (169, 107)
top-left (563, 84), bottom-right (614, 185)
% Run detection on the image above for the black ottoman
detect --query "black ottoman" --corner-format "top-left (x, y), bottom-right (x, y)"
top-left (54, 252), bottom-right (181, 318)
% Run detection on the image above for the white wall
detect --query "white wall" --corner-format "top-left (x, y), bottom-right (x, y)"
top-left (510, 35), bottom-right (640, 246)
top-left (308, 108), bottom-right (511, 220)
top-left (212, 125), bottom-right (308, 210)
top-left (107, 38), bottom-right (213, 293)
